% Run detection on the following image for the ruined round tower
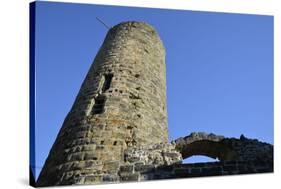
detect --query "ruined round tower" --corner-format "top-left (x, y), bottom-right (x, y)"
top-left (37, 21), bottom-right (168, 186)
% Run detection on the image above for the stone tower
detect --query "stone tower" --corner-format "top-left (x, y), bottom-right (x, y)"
top-left (37, 21), bottom-right (168, 186)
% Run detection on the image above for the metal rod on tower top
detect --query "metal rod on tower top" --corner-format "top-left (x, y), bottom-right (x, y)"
top-left (96, 17), bottom-right (111, 29)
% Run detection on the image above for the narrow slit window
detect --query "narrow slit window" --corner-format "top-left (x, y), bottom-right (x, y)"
top-left (92, 95), bottom-right (106, 115)
top-left (102, 73), bottom-right (113, 92)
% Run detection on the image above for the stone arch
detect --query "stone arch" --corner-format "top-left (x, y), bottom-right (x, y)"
top-left (177, 140), bottom-right (237, 161)
top-left (173, 132), bottom-right (238, 161)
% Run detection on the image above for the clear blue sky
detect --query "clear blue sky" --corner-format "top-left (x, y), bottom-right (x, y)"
top-left (33, 1), bottom-right (273, 179)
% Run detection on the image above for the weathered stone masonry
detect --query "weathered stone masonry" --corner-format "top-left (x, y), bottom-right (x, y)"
top-left (37, 21), bottom-right (168, 186)
top-left (115, 132), bottom-right (273, 182)
top-left (36, 21), bottom-right (273, 187)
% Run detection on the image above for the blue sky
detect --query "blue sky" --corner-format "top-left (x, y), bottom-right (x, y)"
top-left (33, 1), bottom-right (273, 179)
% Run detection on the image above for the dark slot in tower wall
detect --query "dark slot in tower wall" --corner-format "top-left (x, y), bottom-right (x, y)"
top-left (92, 95), bottom-right (106, 114)
top-left (102, 73), bottom-right (113, 92)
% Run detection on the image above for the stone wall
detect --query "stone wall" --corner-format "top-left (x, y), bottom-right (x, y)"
top-left (173, 132), bottom-right (273, 163)
top-left (117, 160), bottom-right (273, 182)
top-left (124, 143), bottom-right (182, 166)
top-left (112, 133), bottom-right (273, 183)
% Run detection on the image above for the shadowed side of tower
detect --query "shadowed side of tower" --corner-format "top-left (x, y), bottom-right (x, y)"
top-left (37, 21), bottom-right (168, 186)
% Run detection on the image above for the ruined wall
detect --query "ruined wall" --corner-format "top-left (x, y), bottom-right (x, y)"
top-left (115, 133), bottom-right (273, 182)
top-left (37, 21), bottom-right (168, 186)
top-left (117, 160), bottom-right (273, 182)
top-left (173, 132), bottom-right (273, 163)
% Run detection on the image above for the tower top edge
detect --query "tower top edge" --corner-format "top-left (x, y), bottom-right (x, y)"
top-left (106, 21), bottom-right (165, 52)
top-left (110, 21), bottom-right (159, 33)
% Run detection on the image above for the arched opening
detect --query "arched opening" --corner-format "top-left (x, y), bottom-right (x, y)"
top-left (176, 140), bottom-right (238, 162)
top-left (183, 155), bottom-right (219, 163)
